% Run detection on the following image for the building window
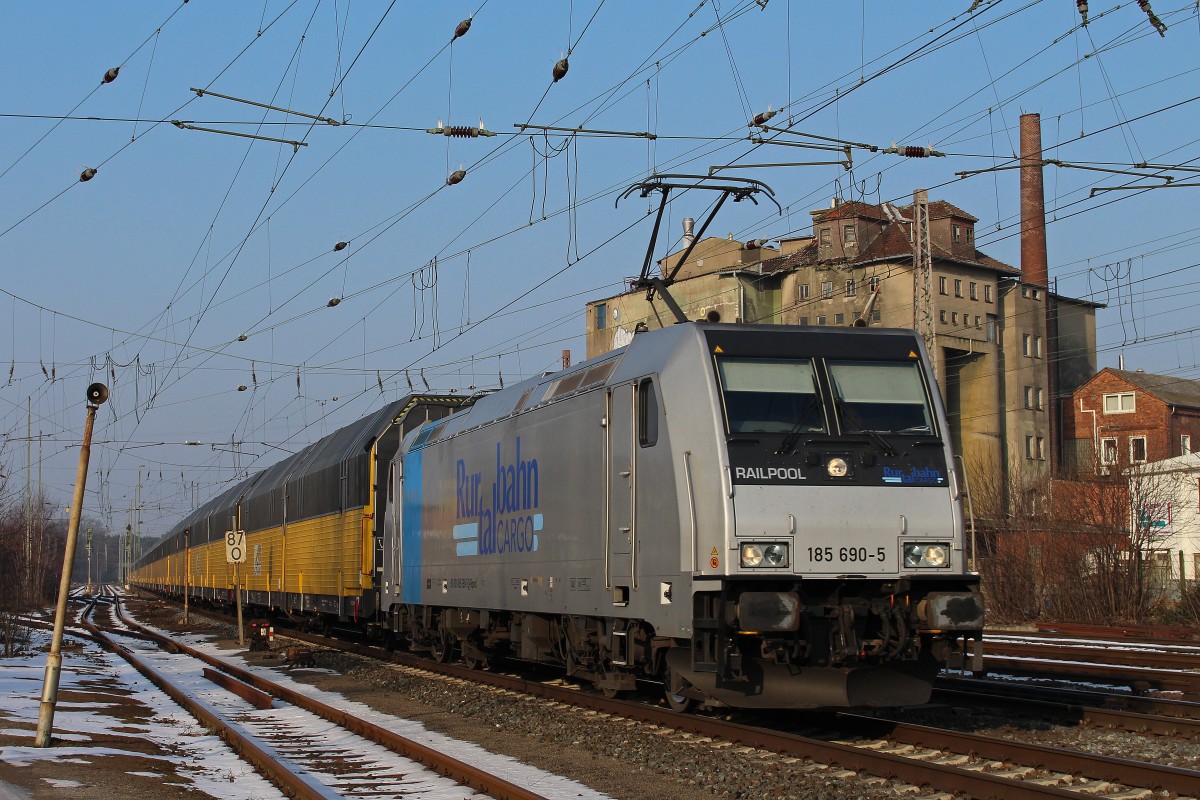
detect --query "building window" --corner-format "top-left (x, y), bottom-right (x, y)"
top-left (799, 316), bottom-right (809, 326)
top-left (845, 279), bottom-right (856, 296)
top-left (953, 224), bottom-right (962, 243)
top-left (868, 276), bottom-right (881, 293)
top-left (1022, 334), bottom-right (1031, 356)
top-left (954, 279), bottom-right (962, 297)
top-left (986, 314), bottom-right (997, 342)
top-left (1023, 386), bottom-right (1033, 408)
top-left (1021, 287), bottom-right (1030, 298)
top-left (1037, 436), bottom-right (1046, 460)
top-left (820, 228), bottom-right (831, 247)
top-left (821, 281), bottom-right (833, 299)
top-left (1033, 335), bottom-right (1043, 357)
top-left (871, 310), bottom-right (881, 322)
top-left (595, 303), bottom-right (607, 330)
top-left (975, 315), bottom-right (981, 329)
top-left (939, 310), bottom-right (947, 324)
top-left (1103, 392), bottom-right (1135, 414)
top-left (1183, 434), bottom-right (1192, 455)
top-left (1032, 288), bottom-right (1041, 300)
top-left (1025, 436), bottom-right (1034, 459)
top-left (951, 312), bottom-right (959, 325)
top-left (1036, 388), bottom-right (1044, 411)
top-left (939, 276), bottom-right (947, 295)
top-left (843, 224), bottom-right (857, 244)
top-left (1101, 437), bottom-right (1118, 465)
top-left (969, 282), bottom-right (978, 300)
top-left (799, 283), bottom-right (810, 300)
top-left (984, 285), bottom-right (993, 303)
top-left (1130, 436), bottom-right (1147, 464)
top-left (817, 315), bottom-right (827, 325)
top-left (967, 227), bottom-right (974, 243)
top-left (834, 313), bottom-right (845, 324)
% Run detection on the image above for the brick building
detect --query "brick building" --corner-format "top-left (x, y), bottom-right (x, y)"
top-left (585, 196), bottom-right (1099, 516)
top-left (1065, 368), bottom-right (1200, 474)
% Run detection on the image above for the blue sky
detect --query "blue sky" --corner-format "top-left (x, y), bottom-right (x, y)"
top-left (2, 1), bottom-right (1199, 538)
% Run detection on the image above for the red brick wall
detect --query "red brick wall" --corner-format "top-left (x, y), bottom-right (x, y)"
top-left (1071, 371), bottom-right (1180, 470)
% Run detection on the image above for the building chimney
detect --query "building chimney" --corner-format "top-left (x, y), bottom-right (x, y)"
top-left (682, 217), bottom-right (695, 248)
top-left (1020, 113), bottom-right (1049, 287)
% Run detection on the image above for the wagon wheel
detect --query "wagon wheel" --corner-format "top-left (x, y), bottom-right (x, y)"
top-left (430, 630), bottom-right (455, 663)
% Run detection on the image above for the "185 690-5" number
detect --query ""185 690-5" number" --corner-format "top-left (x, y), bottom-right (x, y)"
top-left (807, 546), bottom-right (886, 563)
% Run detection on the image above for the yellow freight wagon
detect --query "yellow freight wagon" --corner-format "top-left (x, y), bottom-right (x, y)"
top-left (131, 395), bottom-right (467, 626)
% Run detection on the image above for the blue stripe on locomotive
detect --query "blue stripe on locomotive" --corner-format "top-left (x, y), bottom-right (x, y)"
top-left (401, 448), bottom-right (423, 604)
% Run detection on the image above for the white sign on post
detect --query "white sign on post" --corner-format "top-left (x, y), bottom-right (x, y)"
top-left (225, 530), bottom-right (247, 563)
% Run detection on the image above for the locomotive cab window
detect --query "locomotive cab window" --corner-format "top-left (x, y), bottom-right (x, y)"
top-left (638, 378), bottom-right (659, 447)
top-left (716, 357), bottom-right (826, 434)
top-left (827, 360), bottom-right (934, 435)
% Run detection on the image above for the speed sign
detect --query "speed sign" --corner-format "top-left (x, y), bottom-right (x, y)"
top-left (225, 530), bottom-right (247, 564)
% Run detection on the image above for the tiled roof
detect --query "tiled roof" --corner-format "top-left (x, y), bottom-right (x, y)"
top-left (811, 200), bottom-right (891, 223)
top-left (897, 199), bottom-right (978, 222)
top-left (1105, 369), bottom-right (1200, 410)
top-left (758, 224), bottom-right (1019, 275)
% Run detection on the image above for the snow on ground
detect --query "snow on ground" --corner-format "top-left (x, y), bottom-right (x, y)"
top-left (0, 628), bottom-right (283, 799)
top-left (2, 604), bottom-right (615, 800)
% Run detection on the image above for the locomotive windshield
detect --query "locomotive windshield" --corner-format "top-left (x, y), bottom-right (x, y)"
top-left (827, 360), bottom-right (934, 435)
top-left (716, 357), bottom-right (826, 434)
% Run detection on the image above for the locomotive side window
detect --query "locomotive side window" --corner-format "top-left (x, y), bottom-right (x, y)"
top-left (716, 357), bottom-right (825, 434)
top-left (827, 360), bottom-right (934, 435)
top-left (638, 378), bottom-right (658, 447)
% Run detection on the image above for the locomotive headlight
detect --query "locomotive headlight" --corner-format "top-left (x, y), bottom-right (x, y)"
top-left (763, 544), bottom-right (789, 567)
top-left (826, 456), bottom-right (849, 477)
top-left (903, 543), bottom-right (950, 568)
top-left (741, 543), bottom-right (789, 568)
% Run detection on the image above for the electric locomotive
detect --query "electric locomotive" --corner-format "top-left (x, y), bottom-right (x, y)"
top-left (380, 322), bottom-right (983, 709)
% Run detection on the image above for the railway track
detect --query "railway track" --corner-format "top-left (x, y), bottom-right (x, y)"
top-left (979, 633), bottom-right (1200, 696)
top-left (935, 675), bottom-right (1200, 738)
top-left (140, 599), bottom-right (1200, 800)
top-left (83, 597), bottom-right (596, 800)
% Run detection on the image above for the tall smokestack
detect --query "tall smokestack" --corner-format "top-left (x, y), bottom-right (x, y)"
top-left (1020, 113), bottom-right (1049, 287)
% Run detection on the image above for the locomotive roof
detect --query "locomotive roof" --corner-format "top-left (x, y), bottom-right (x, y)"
top-left (409, 322), bottom-right (930, 448)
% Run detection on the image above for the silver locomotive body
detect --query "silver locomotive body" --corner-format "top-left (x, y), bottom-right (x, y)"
top-left (381, 323), bottom-right (982, 709)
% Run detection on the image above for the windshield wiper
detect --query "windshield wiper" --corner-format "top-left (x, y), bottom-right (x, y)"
top-left (833, 397), bottom-right (897, 457)
top-left (862, 429), bottom-right (898, 457)
top-left (775, 397), bottom-right (821, 456)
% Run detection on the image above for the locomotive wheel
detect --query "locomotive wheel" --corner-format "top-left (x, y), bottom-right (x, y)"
top-left (663, 662), bottom-right (697, 713)
top-left (431, 631), bottom-right (455, 663)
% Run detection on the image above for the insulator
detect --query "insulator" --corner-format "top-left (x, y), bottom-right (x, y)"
top-left (447, 169), bottom-right (467, 185)
top-left (333, 241), bottom-right (349, 251)
top-left (552, 57), bottom-right (569, 83)
top-left (237, 385), bottom-right (248, 392)
top-left (327, 297), bottom-right (341, 307)
top-left (749, 108), bottom-right (777, 128)
top-left (904, 146), bottom-right (928, 158)
top-left (454, 17), bottom-right (472, 39)
top-left (102, 67), bottom-right (120, 84)
top-left (1076, 0), bottom-right (1088, 25)
top-left (80, 167), bottom-right (97, 182)
top-left (237, 334), bottom-right (248, 341)
top-left (446, 125), bottom-right (479, 138)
